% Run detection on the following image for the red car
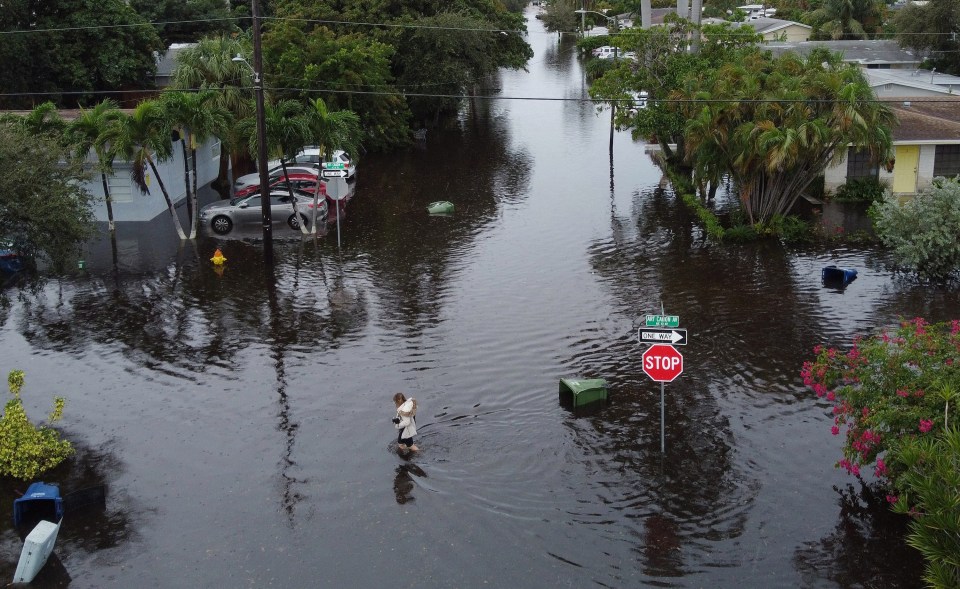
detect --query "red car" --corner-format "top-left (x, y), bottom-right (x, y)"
top-left (234, 173), bottom-right (326, 200)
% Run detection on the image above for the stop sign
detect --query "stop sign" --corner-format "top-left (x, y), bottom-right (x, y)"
top-left (642, 344), bottom-right (683, 382)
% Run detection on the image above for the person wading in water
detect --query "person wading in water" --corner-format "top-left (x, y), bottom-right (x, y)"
top-left (391, 393), bottom-right (419, 452)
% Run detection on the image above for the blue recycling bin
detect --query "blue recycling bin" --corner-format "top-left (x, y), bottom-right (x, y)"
top-left (13, 482), bottom-right (64, 529)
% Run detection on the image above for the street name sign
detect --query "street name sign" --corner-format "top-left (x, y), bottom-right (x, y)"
top-left (645, 314), bottom-right (679, 328)
top-left (642, 344), bottom-right (684, 382)
top-left (322, 161), bottom-right (345, 169)
top-left (638, 328), bottom-right (687, 346)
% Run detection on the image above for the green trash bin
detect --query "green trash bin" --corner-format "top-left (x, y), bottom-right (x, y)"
top-left (427, 201), bottom-right (454, 215)
top-left (559, 378), bottom-right (608, 408)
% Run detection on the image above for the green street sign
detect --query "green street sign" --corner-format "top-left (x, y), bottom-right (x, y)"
top-left (322, 161), bottom-right (345, 169)
top-left (645, 314), bottom-right (679, 328)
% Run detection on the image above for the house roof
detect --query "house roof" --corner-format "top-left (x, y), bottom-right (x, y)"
top-left (885, 97), bottom-right (960, 142)
top-left (155, 43), bottom-right (196, 79)
top-left (766, 40), bottom-right (921, 66)
top-left (701, 17), bottom-right (811, 35)
top-left (866, 68), bottom-right (960, 95)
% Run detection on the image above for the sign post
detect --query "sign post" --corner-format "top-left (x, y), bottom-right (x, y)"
top-left (640, 308), bottom-right (687, 454)
top-left (322, 162), bottom-right (348, 248)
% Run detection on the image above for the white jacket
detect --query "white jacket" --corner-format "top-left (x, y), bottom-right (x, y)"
top-left (395, 399), bottom-right (418, 438)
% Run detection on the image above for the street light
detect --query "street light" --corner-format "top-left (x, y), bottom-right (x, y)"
top-left (233, 0), bottom-right (273, 267)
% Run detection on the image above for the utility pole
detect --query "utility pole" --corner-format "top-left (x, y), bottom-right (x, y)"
top-left (252, 0), bottom-right (273, 267)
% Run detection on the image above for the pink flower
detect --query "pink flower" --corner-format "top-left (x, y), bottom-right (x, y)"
top-left (831, 425), bottom-right (840, 436)
top-left (875, 458), bottom-right (888, 477)
top-left (826, 391), bottom-right (836, 401)
top-left (896, 389), bottom-right (910, 398)
top-left (919, 419), bottom-right (933, 433)
top-left (886, 494), bottom-right (898, 504)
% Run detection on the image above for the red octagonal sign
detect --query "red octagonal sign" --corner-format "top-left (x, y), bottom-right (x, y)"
top-left (642, 344), bottom-right (684, 382)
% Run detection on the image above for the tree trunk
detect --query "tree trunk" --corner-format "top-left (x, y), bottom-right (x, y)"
top-left (147, 157), bottom-right (188, 240)
top-left (189, 144), bottom-right (199, 239)
top-left (100, 171), bottom-right (115, 233)
top-left (280, 159), bottom-right (309, 235)
top-left (180, 138), bottom-right (194, 239)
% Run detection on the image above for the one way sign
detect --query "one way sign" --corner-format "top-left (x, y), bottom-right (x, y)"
top-left (638, 328), bottom-right (688, 346)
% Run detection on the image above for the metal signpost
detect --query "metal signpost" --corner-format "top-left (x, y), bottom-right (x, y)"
top-left (322, 163), bottom-right (348, 248)
top-left (639, 309), bottom-right (688, 454)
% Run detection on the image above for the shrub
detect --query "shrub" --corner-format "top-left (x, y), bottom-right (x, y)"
top-left (766, 214), bottom-right (812, 243)
top-left (869, 178), bottom-right (960, 280)
top-left (803, 318), bottom-right (960, 586)
top-left (834, 177), bottom-right (889, 203)
top-left (0, 370), bottom-right (73, 480)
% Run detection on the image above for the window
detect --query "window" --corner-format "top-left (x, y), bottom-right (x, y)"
top-left (846, 148), bottom-right (879, 180)
top-left (933, 145), bottom-right (960, 178)
top-left (107, 173), bottom-right (134, 204)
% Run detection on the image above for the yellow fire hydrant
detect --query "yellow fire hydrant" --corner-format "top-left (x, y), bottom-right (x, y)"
top-left (210, 248), bottom-right (227, 265)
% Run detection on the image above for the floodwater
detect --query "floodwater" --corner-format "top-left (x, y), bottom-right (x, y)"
top-left (1, 7), bottom-right (954, 588)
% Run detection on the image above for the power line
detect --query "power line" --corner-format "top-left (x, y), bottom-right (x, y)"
top-left (1, 13), bottom-right (955, 38)
top-left (1, 86), bottom-right (958, 106)
top-left (0, 15), bottom-right (525, 36)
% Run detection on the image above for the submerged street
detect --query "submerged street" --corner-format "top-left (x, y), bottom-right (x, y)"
top-left (1, 7), bottom-right (954, 587)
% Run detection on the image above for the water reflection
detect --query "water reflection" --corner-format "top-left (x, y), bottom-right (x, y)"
top-left (793, 482), bottom-right (924, 587)
top-left (392, 462), bottom-right (427, 505)
top-left (0, 438), bottom-right (133, 586)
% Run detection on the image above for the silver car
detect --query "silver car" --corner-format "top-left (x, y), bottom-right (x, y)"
top-left (200, 190), bottom-right (328, 235)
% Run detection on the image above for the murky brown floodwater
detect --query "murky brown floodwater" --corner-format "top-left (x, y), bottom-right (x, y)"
top-left (2, 7), bottom-right (954, 588)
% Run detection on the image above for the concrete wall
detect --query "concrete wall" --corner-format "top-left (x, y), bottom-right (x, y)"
top-left (86, 137), bottom-right (221, 223)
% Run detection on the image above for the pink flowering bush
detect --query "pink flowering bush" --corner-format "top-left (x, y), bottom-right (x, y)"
top-left (803, 318), bottom-right (960, 587)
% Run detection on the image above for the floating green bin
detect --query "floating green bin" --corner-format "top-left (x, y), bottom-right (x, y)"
top-left (427, 201), bottom-right (454, 215)
top-left (559, 378), bottom-right (608, 408)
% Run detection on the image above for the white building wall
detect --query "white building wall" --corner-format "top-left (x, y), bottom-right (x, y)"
top-left (87, 137), bottom-right (221, 223)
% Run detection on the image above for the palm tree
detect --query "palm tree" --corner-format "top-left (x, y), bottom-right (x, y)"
top-left (66, 100), bottom-right (124, 233)
top-left (239, 99), bottom-right (314, 234)
top-left (170, 35), bottom-right (254, 191)
top-left (805, 0), bottom-right (884, 40)
top-left (305, 98), bottom-right (362, 234)
top-left (0, 102), bottom-right (67, 140)
top-left (160, 90), bottom-right (230, 238)
top-left (110, 100), bottom-right (187, 240)
top-left (682, 51), bottom-right (894, 225)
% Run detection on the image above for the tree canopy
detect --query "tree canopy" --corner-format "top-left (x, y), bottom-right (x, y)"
top-left (129, 0), bottom-right (238, 46)
top-left (893, 0), bottom-right (960, 75)
top-left (266, 0), bottom-right (533, 143)
top-left (0, 0), bottom-right (163, 109)
top-left (0, 120), bottom-right (97, 271)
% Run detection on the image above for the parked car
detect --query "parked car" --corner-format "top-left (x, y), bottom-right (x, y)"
top-left (627, 91), bottom-right (648, 116)
top-left (233, 165), bottom-right (318, 191)
top-left (593, 46), bottom-right (618, 59)
top-left (200, 190), bottom-right (328, 235)
top-left (233, 173), bottom-right (326, 199)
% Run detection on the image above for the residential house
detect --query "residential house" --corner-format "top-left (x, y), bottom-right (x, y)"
top-left (824, 98), bottom-right (960, 195)
top-left (766, 40), bottom-right (922, 69)
top-left (702, 17), bottom-right (812, 42)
